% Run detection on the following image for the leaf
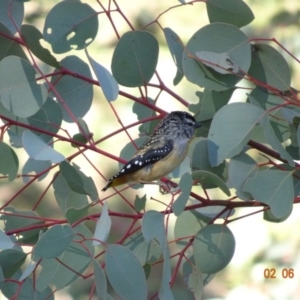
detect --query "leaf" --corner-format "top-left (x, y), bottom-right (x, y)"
top-left (53, 173), bottom-right (89, 214)
top-left (65, 204), bottom-right (91, 224)
top-left (189, 138), bottom-right (227, 188)
top-left (172, 173), bottom-right (192, 216)
top-left (228, 152), bottom-right (257, 200)
top-left (208, 103), bottom-right (265, 166)
top-left (0, 249), bottom-right (26, 278)
top-left (194, 205), bottom-right (235, 219)
top-left (21, 24), bottom-right (60, 68)
top-left (22, 130), bottom-right (65, 163)
top-left (248, 44), bottom-right (291, 91)
top-left (19, 260), bottom-right (37, 281)
top-left (93, 203), bottom-right (112, 245)
top-left (189, 88), bottom-right (235, 122)
top-left (142, 211), bottom-right (174, 300)
top-left (33, 225), bottom-right (74, 258)
top-left (163, 27), bottom-right (184, 85)
top-left (260, 114), bottom-right (294, 166)
top-left (86, 49), bottom-right (119, 101)
top-left (0, 23), bottom-right (27, 61)
top-left (187, 266), bottom-right (204, 300)
top-left (0, 230), bottom-right (14, 250)
top-left (0, 56), bottom-right (48, 117)
top-left (182, 23), bottom-right (251, 91)
top-left (193, 224), bottom-right (235, 274)
top-left (0, 142), bottom-right (19, 181)
top-left (206, 0), bottom-right (254, 28)
top-left (0, 0), bottom-right (24, 34)
top-left (43, 1), bottom-right (98, 53)
top-left (192, 170), bottom-right (231, 196)
top-left (124, 232), bottom-right (162, 266)
top-left (132, 99), bottom-right (159, 135)
top-left (36, 224), bottom-right (94, 291)
top-left (195, 51), bottom-right (240, 74)
top-left (59, 161), bottom-right (98, 201)
top-left (243, 169), bottom-right (294, 219)
top-left (174, 211), bottom-right (208, 249)
top-left (51, 56), bottom-right (93, 123)
top-left (22, 158), bottom-right (51, 183)
top-left (0, 207), bottom-right (45, 244)
top-left (105, 245), bottom-right (147, 300)
top-left (92, 260), bottom-right (107, 300)
top-left (134, 194), bottom-right (147, 212)
top-left (111, 31), bottom-right (159, 87)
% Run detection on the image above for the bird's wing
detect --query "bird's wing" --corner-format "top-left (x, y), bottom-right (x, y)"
top-left (117, 139), bottom-right (174, 177)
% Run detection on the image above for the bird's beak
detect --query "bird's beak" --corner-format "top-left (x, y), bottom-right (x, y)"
top-left (195, 122), bottom-right (202, 128)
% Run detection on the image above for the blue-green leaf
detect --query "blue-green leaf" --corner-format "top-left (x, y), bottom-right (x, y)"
top-left (105, 245), bottom-right (147, 300)
top-left (43, 1), bottom-right (98, 53)
top-left (33, 225), bottom-right (74, 258)
top-left (22, 130), bottom-right (65, 163)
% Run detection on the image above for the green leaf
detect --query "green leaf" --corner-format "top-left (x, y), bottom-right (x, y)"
top-left (0, 207), bottom-right (45, 244)
top-left (0, 0), bottom-right (24, 34)
top-left (124, 232), bottom-right (162, 265)
top-left (228, 152), bottom-right (257, 200)
top-left (194, 205), bottom-right (235, 219)
top-left (248, 88), bottom-right (290, 143)
top-left (0, 267), bottom-right (4, 289)
top-left (86, 50), bottom-right (119, 101)
top-left (206, 0), bottom-right (254, 28)
top-left (33, 225), bottom-right (74, 258)
top-left (142, 211), bottom-right (173, 299)
top-left (43, 1), bottom-right (98, 53)
top-left (189, 138), bottom-right (227, 188)
top-left (0, 230), bottom-right (14, 250)
top-left (189, 88), bottom-right (235, 122)
top-left (174, 211), bottom-right (208, 249)
top-left (172, 173), bottom-right (192, 216)
top-left (0, 23), bottom-right (27, 61)
top-left (0, 249), bottom-right (26, 278)
top-left (2, 271), bottom-right (54, 300)
top-left (65, 204), bottom-right (91, 224)
top-left (193, 224), bottom-right (235, 274)
top-left (0, 56), bottom-right (48, 117)
top-left (93, 260), bottom-right (107, 300)
top-left (134, 194), bottom-right (147, 212)
top-left (248, 44), bottom-right (291, 91)
top-left (182, 23), bottom-right (251, 91)
top-left (21, 24), bottom-right (60, 68)
top-left (93, 203), bottom-right (111, 245)
top-left (51, 56), bottom-right (93, 123)
top-left (263, 209), bottom-right (292, 223)
top-left (19, 260), bottom-right (37, 281)
top-left (22, 158), bottom-right (51, 183)
top-left (187, 266), bottom-right (204, 300)
top-left (53, 173), bottom-right (89, 214)
top-left (192, 170), bottom-right (231, 196)
top-left (22, 130), bottom-right (65, 163)
top-left (105, 245), bottom-right (147, 300)
top-left (0, 141), bottom-right (18, 181)
top-left (260, 114), bottom-right (294, 166)
top-left (163, 27), bottom-right (184, 85)
top-left (36, 224), bottom-right (94, 291)
top-left (208, 103), bottom-right (265, 166)
top-left (132, 99), bottom-right (159, 135)
top-left (243, 169), bottom-right (294, 219)
top-left (112, 31), bottom-right (159, 87)
top-left (59, 161), bottom-right (99, 201)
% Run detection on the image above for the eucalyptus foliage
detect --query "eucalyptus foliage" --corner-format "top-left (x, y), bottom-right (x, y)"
top-left (0, 0), bottom-right (298, 299)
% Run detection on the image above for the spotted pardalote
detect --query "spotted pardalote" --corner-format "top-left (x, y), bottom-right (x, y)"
top-left (102, 111), bottom-right (201, 191)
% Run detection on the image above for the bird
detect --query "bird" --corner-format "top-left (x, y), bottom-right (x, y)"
top-left (101, 111), bottom-right (201, 191)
